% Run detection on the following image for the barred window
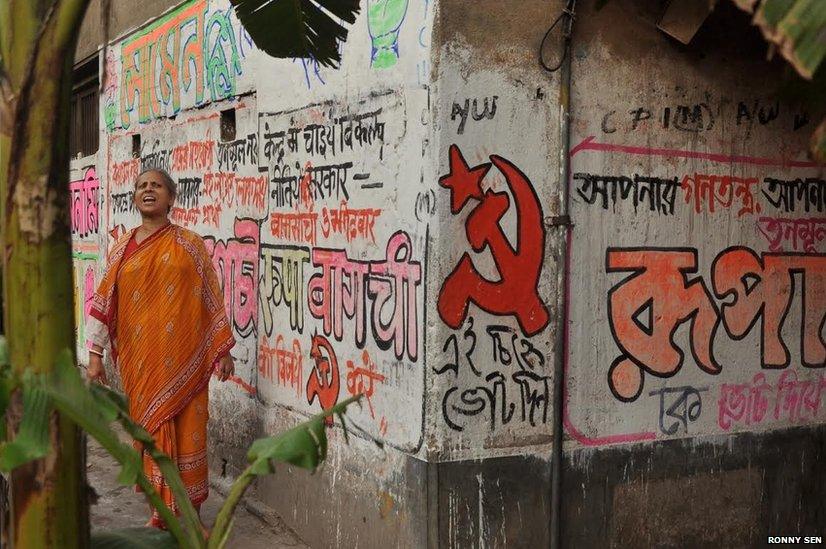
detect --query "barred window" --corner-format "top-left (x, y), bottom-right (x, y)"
top-left (70, 57), bottom-right (99, 159)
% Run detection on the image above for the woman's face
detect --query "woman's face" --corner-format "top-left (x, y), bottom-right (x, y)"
top-left (134, 171), bottom-right (174, 217)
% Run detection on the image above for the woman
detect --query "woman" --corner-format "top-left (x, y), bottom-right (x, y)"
top-left (86, 168), bottom-right (235, 530)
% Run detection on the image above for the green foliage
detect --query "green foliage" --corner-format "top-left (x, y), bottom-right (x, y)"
top-left (753, 0), bottom-right (826, 78)
top-left (229, 0), bottom-right (360, 68)
top-left (249, 395), bottom-right (359, 474)
top-left (0, 347), bottom-right (363, 548)
top-left (0, 336), bottom-right (8, 367)
top-left (208, 394), bottom-right (361, 549)
top-left (0, 371), bottom-right (49, 472)
top-left (734, 0), bottom-right (826, 160)
top-left (0, 336), bottom-right (11, 441)
top-left (45, 351), bottom-right (201, 548)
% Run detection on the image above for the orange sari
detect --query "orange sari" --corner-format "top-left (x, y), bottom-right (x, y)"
top-left (89, 223), bottom-right (234, 523)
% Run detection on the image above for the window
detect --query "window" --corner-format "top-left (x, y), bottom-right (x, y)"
top-left (220, 108), bottom-right (236, 142)
top-left (70, 56), bottom-right (99, 159)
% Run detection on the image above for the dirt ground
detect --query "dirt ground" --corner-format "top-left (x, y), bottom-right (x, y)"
top-left (88, 434), bottom-right (308, 548)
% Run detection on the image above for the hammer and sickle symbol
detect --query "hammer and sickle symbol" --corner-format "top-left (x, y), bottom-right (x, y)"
top-left (437, 145), bottom-right (549, 336)
top-left (306, 332), bottom-right (340, 425)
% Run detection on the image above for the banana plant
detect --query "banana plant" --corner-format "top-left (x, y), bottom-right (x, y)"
top-left (733, 0), bottom-right (826, 160)
top-left (0, 0), bottom-right (360, 545)
top-left (0, 0), bottom-right (93, 544)
top-left (0, 343), bottom-right (363, 548)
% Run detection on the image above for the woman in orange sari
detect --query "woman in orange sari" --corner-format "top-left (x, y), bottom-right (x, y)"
top-left (86, 168), bottom-right (235, 530)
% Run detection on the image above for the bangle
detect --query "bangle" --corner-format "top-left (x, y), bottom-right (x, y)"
top-left (88, 348), bottom-right (104, 358)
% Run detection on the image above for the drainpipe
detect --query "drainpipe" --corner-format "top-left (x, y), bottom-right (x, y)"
top-left (542, 1), bottom-right (576, 547)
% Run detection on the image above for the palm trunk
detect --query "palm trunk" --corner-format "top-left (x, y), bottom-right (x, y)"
top-left (0, 0), bottom-right (92, 546)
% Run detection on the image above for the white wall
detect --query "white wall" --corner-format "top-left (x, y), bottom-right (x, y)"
top-left (70, 0), bottom-right (826, 543)
top-left (565, 0), bottom-right (826, 448)
top-left (74, 3), bottom-right (436, 542)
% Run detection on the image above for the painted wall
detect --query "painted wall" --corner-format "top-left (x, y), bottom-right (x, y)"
top-left (559, 1), bottom-right (825, 546)
top-left (70, 0), bottom-right (825, 546)
top-left (75, 0), bottom-right (435, 546)
top-left (69, 156), bottom-right (104, 366)
top-left (566, 0), bottom-right (825, 448)
top-left (425, 1), bottom-right (561, 471)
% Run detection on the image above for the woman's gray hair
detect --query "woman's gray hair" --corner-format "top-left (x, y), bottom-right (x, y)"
top-left (136, 167), bottom-right (177, 197)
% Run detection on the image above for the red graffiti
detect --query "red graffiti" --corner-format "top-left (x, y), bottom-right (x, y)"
top-left (437, 145), bottom-right (549, 335)
top-left (203, 218), bottom-right (260, 337)
top-left (299, 161), bottom-right (315, 209)
top-left (607, 248), bottom-right (721, 401)
top-left (202, 173), bottom-right (268, 215)
top-left (119, 0), bottom-right (205, 127)
top-left (306, 333), bottom-right (340, 426)
top-left (270, 209), bottom-right (318, 245)
top-left (308, 231), bottom-right (421, 361)
top-left (171, 140), bottom-right (214, 172)
top-left (345, 349), bottom-right (385, 419)
top-left (320, 201), bottom-right (382, 244)
top-left (718, 370), bottom-right (826, 431)
top-left (258, 336), bottom-right (303, 398)
top-left (170, 206), bottom-right (201, 227)
top-left (236, 175), bottom-right (268, 212)
top-left (712, 248), bottom-right (826, 368)
top-left (203, 172), bottom-right (235, 207)
top-left (110, 158), bottom-right (140, 189)
top-left (201, 203), bottom-right (222, 228)
top-left (681, 172), bottom-right (761, 217)
top-left (607, 247), bottom-right (826, 402)
top-left (270, 202), bottom-right (382, 246)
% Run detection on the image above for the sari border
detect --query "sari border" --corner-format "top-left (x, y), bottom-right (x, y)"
top-left (173, 227), bottom-right (222, 314)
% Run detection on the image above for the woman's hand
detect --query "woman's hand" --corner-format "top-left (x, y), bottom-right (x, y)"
top-left (87, 353), bottom-right (108, 385)
top-left (217, 354), bottom-right (234, 381)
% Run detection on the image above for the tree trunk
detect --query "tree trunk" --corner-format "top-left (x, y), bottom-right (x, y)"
top-left (0, 0), bottom-right (91, 546)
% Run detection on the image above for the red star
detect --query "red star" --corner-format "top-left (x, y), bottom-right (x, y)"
top-left (439, 144), bottom-right (490, 214)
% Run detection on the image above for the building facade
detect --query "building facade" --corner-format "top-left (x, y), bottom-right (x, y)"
top-left (71, 0), bottom-right (825, 546)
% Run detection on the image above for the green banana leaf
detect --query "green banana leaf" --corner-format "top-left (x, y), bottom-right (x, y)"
top-left (207, 395), bottom-right (362, 549)
top-left (229, 0), bottom-right (360, 68)
top-left (0, 335), bottom-right (11, 441)
top-left (45, 351), bottom-right (199, 548)
top-left (0, 348), bottom-right (363, 548)
top-left (753, 0), bottom-right (826, 79)
top-left (0, 335), bottom-right (8, 367)
top-left (0, 373), bottom-right (49, 472)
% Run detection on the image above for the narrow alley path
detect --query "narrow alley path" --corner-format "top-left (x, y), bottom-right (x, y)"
top-left (88, 434), bottom-right (308, 548)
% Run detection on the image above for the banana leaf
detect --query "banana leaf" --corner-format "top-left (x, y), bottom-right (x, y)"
top-left (45, 351), bottom-right (200, 548)
top-left (0, 373), bottom-right (49, 472)
top-left (207, 395), bottom-right (362, 549)
top-left (0, 335), bottom-right (11, 441)
top-left (741, 0), bottom-right (826, 79)
top-left (229, 0), bottom-right (360, 68)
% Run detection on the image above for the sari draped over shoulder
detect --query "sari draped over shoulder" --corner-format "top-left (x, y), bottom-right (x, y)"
top-left (89, 223), bottom-right (234, 515)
